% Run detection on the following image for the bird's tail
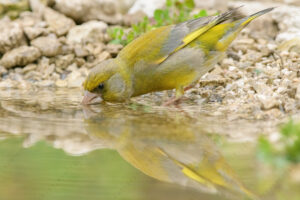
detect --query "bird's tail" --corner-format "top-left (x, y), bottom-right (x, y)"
top-left (212, 7), bottom-right (274, 52)
top-left (239, 7), bottom-right (275, 26)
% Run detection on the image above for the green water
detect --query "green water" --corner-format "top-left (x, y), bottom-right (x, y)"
top-left (0, 89), bottom-right (299, 200)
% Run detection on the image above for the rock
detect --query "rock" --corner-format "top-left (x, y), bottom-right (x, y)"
top-left (66, 63), bottom-right (78, 72)
top-left (0, 19), bottom-right (27, 54)
top-left (55, 79), bottom-right (68, 87)
top-left (284, 98), bottom-right (296, 112)
top-left (17, 12), bottom-right (49, 40)
top-left (0, 79), bottom-right (15, 88)
top-left (74, 46), bottom-right (89, 57)
top-left (105, 44), bottom-right (123, 57)
top-left (43, 64), bottom-right (55, 78)
top-left (271, 5), bottom-right (300, 42)
top-left (53, 0), bottom-right (133, 24)
top-left (128, 0), bottom-right (164, 17)
top-left (24, 71), bottom-right (42, 81)
top-left (0, 65), bottom-right (8, 76)
top-left (0, 46), bottom-right (41, 68)
top-left (84, 43), bottom-right (105, 56)
top-left (24, 26), bottom-right (46, 40)
top-left (16, 11), bottom-right (43, 27)
top-left (256, 95), bottom-right (278, 110)
top-left (29, 0), bottom-right (75, 36)
top-left (54, 54), bottom-right (75, 69)
top-left (74, 58), bottom-right (85, 67)
top-left (36, 57), bottom-right (56, 78)
top-left (86, 51), bottom-right (111, 68)
top-left (60, 44), bottom-right (73, 55)
top-left (43, 7), bottom-right (75, 36)
top-left (35, 80), bottom-right (54, 87)
top-left (66, 70), bottom-right (85, 88)
top-left (96, 51), bottom-right (111, 62)
top-left (22, 63), bottom-right (37, 74)
top-left (295, 84), bottom-right (300, 100)
top-left (31, 35), bottom-right (62, 57)
top-left (67, 21), bottom-right (108, 44)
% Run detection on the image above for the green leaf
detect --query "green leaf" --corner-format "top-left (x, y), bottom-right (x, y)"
top-left (193, 9), bottom-right (208, 18)
top-left (166, 0), bottom-right (173, 7)
top-left (184, 0), bottom-right (195, 9)
top-left (154, 9), bottom-right (164, 22)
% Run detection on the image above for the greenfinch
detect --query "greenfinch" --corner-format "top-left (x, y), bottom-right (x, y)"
top-left (82, 7), bottom-right (273, 104)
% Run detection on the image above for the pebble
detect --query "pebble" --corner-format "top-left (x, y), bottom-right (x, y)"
top-left (0, 20), bottom-right (27, 54)
top-left (55, 79), bottom-right (68, 87)
top-left (43, 7), bottom-right (75, 36)
top-left (67, 21), bottom-right (108, 44)
top-left (0, 66), bottom-right (8, 76)
top-left (0, 46), bottom-right (41, 68)
top-left (31, 35), bottom-right (62, 57)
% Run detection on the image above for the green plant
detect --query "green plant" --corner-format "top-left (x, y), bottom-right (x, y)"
top-left (257, 120), bottom-right (300, 168)
top-left (107, 27), bottom-right (126, 45)
top-left (108, 0), bottom-right (209, 46)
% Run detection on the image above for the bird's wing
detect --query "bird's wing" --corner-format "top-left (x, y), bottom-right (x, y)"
top-left (118, 8), bottom-right (240, 67)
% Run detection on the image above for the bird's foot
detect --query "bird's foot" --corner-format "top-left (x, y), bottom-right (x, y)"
top-left (162, 96), bottom-right (183, 106)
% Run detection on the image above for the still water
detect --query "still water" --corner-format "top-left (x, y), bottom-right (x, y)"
top-left (0, 89), bottom-right (299, 200)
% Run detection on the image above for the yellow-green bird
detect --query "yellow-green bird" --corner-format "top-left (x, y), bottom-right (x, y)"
top-left (82, 7), bottom-right (273, 104)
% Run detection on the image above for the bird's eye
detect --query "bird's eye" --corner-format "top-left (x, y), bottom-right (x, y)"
top-left (98, 83), bottom-right (104, 90)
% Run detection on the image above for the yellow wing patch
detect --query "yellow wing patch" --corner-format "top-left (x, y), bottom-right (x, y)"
top-left (155, 18), bottom-right (220, 65)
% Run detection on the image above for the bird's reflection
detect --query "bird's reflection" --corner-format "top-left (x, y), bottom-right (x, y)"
top-left (83, 104), bottom-right (256, 199)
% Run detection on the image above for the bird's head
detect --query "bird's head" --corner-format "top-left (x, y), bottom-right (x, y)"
top-left (82, 59), bottom-right (126, 104)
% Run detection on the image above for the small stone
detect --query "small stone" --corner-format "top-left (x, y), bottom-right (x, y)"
top-left (74, 58), bottom-right (85, 67)
top-left (0, 66), bottom-right (8, 76)
top-left (54, 0), bottom-right (126, 24)
top-left (55, 54), bottom-right (75, 69)
top-left (236, 38), bottom-right (255, 45)
top-left (43, 64), bottom-right (55, 78)
top-left (295, 84), bottom-right (300, 100)
top-left (105, 44), bottom-right (123, 57)
top-left (66, 63), bottom-right (78, 72)
top-left (256, 94), bottom-right (279, 110)
top-left (17, 11), bottom-right (42, 28)
top-left (66, 70), bottom-right (85, 88)
top-left (0, 79), bottom-right (15, 88)
top-left (96, 51), bottom-right (111, 62)
top-left (0, 46), bottom-right (41, 68)
top-left (55, 79), bottom-right (68, 87)
top-left (0, 20), bottom-right (27, 54)
top-left (79, 67), bottom-right (89, 77)
top-left (43, 7), bottom-right (75, 36)
top-left (67, 21), bottom-right (108, 44)
top-left (22, 64), bottom-right (37, 74)
top-left (284, 98), bottom-right (296, 112)
top-left (74, 46), bottom-right (89, 57)
top-left (35, 80), bottom-right (54, 87)
top-left (24, 26), bottom-right (46, 40)
top-left (61, 44), bottom-right (73, 55)
top-left (24, 71), bottom-right (42, 81)
top-left (31, 35), bottom-right (62, 57)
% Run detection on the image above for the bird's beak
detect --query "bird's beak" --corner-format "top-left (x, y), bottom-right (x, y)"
top-left (81, 90), bottom-right (103, 105)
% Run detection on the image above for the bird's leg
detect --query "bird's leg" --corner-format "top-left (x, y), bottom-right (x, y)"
top-left (184, 82), bottom-right (196, 92)
top-left (162, 86), bottom-right (184, 106)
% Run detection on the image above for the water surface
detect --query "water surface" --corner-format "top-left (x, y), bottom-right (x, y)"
top-left (0, 89), bottom-right (299, 200)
